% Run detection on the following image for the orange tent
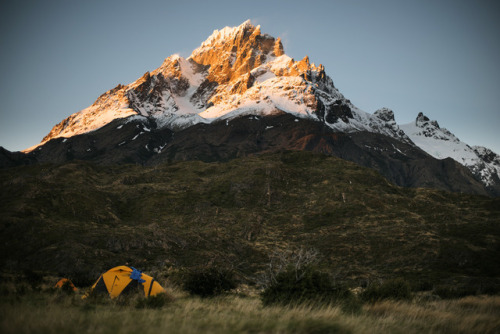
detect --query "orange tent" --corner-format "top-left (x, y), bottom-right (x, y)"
top-left (89, 266), bottom-right (165, 298)
top-left (55, 278), bottom-right (78, 292)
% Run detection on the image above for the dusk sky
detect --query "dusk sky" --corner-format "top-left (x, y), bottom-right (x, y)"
top-left (1, 0), bottom-right (499, 153)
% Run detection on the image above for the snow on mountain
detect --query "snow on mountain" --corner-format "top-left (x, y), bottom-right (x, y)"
top-left (471, 146), bottom-right (500, 187)
top-left (29, 20), bottom-right (410, 152)
top-left (400, 112), bottom-right (500, 187)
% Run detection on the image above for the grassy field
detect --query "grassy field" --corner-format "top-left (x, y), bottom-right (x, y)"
top-left (1, 284), bottom-right (499, 334)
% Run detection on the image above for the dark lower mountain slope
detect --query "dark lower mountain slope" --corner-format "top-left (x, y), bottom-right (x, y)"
top-left (0, 147), bottom-right (36, 167)
top-left (4, 112), bottom-right (492, 196)
top-left (152, 113), bottom-right (488, 195)
top-left (1, 151), bottom-right (499, 290)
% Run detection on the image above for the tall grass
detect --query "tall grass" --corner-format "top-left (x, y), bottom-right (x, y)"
top-left (365, 296), bottom-right (500, 333)
top-left (1, 287), bottom-right (499, 334)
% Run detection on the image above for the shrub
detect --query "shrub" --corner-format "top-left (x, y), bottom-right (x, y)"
top-left (361, 278), bottom-right (412, 303)
top-left (411, 279), bottom-right (434, 292)
top-left (23, 269), bottom-right (44, 289)
top-left (68, 271), bottom-right (96, 288)
top-left (82, 291), bottom-right (114, 306)
top-left (433, 286), bottom-right (476, 299)
top-left (261, 267), bottom-right (355, 308)
top-left (136, 293), bottom-right (173, 309)
top-left (183, 266), bottom-right (237, 297)
top-left (479, 281), bottom-right (500, 295)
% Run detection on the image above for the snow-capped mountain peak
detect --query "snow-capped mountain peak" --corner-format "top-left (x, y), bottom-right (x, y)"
top-left (400, 112), bottom-right (500, 188)
top-left (413, 112), bottom-right (458, 142)
top-left (33, 20), bottom-right (412, 151)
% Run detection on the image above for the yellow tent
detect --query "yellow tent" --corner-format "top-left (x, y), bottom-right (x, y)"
top-left (90, 266), bottom-right (165, 298)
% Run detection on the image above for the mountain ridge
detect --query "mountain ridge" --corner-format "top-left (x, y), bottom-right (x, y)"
top-left (2, 112), bottom-right (491, 197)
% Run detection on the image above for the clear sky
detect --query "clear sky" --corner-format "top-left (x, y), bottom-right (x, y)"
top-left (1, 0), bottom-right (499, 153)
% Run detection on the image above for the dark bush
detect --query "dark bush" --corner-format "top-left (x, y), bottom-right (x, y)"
top-left (433, 286), bottom-right (476, 299)
top-left (23, 269), bottom-right (44, 289)
top-left (433, 278), bottom-right (500, 299)
top-left (479, 281), bottom-right (500, 295)
top-left (360, 278), bottom-right (412, 303)
top-left (261, 267), bottom-right (356, 308)
top-left (68, 271), bottom-right (96, 288)
top-left (136, 293), bottom-right (173, 309)
top-left (411, 279), bottom-right (434, 292)
top-left (82, 292), bottom-right (113, 306)
top-left (183, 266), bottom-right (237, 297)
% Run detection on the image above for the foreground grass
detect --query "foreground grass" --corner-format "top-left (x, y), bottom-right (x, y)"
top-left (1, 289), bottom-right (499, 334)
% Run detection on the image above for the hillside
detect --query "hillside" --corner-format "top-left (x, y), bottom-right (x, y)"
top-left (1, 151), bottom-right (499, 291)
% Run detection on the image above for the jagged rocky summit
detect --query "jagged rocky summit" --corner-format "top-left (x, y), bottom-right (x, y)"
top-left (36, 20), bottom-right (409, 147)
top-left (6, 20), bottom-right (499, 196)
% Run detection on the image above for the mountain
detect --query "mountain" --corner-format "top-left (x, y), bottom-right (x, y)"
top-left (7, 20), bottom-right (499, 196)
top-left (30, 20), bottom-right (410, 148)
top-left (401, 113), bottom-right (500, 195)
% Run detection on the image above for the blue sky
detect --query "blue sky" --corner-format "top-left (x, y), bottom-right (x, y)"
top-left (0, 0), bottom-right (499, 153)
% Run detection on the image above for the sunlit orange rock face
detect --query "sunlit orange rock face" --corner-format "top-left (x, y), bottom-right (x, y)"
top-left (189, 22), bottom-right (326, 94)
top-left (191, 24), bottom-right (277, 84)
top-left (36, 20), bottom-right (345, 148)
top-left (183, 21), bottom-right (333, 113)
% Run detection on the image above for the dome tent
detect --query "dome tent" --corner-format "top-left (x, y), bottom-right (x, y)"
top-left (55, 278), bottom-right (78, 292)
top-left (89, 266), bottom-right (165, 298)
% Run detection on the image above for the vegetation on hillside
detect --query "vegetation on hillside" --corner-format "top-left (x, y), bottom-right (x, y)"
top-left (1, 151), bottom-right (499, 292)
